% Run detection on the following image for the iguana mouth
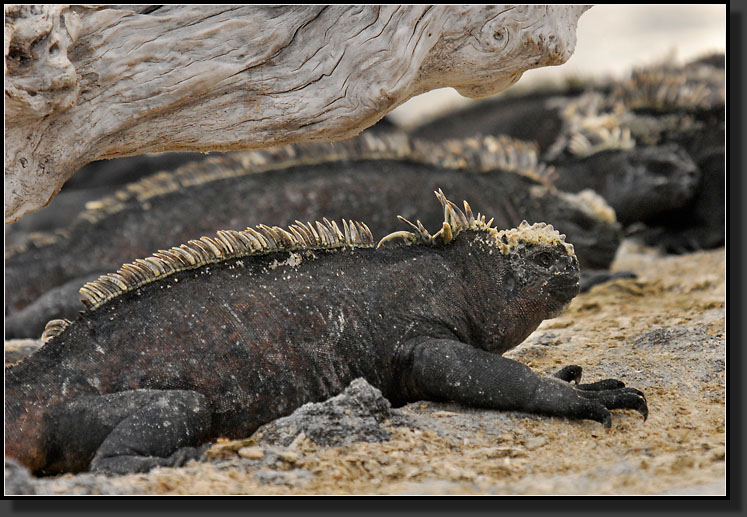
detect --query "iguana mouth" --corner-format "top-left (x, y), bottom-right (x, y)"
top-left (547, 275), bottom-right (580, 303)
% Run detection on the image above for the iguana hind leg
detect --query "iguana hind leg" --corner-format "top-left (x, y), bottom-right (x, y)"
top-left (401, 338), bottom-right (648, 428)
top-left (50, 389), bottom-right (213, 475)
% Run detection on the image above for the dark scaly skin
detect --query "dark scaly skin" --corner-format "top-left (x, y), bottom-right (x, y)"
top-left (616, 51), bottom-right (725, 251)
top-left (5, 215), bottom-right (647, 475)
top-left (5, 158), bottom-right (621, 338)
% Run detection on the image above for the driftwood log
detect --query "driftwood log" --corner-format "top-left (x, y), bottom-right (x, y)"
top-left (4, 5), bottom-right (590, 223)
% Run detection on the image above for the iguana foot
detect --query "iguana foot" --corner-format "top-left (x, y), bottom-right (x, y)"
top-left (92, 442), bottom-right (212, 475)
top-left (552, 364), bottom-right (647, 426)
top-left (88, 390), bottom-right (212, 475)
top-left (574, 385), bottom-right (648, 426)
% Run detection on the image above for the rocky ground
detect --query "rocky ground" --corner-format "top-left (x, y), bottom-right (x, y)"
top-left (4, 239), bottom-right (726, 495)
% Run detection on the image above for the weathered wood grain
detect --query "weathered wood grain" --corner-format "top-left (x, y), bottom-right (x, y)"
top-left (4, 5), bottom-right (590, 222)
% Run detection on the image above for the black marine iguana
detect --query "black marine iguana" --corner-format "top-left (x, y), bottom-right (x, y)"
top-left (5, 133), bottom-right (623, 338)
top-left (544, 54), bottom-right (723, 234)
top-left (603, 54), bottom-right (725, 251)
top-left (409, 54), bottom-right (725, 250)
top-left (5, 191), bottom-right (647, 475)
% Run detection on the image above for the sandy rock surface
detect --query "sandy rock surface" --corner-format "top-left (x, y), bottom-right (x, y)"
top-left (4, 240), bottom-right (726, 495)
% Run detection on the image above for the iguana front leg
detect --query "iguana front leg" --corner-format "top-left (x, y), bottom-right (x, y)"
top-left (399, 338), bottom-right (647, 428)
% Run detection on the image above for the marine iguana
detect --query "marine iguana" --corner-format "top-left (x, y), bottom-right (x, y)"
top-left (5, 133), bottom-right (623, 338)
top-left (5, 191), bottom-right (648, 475)
top-left (409, 54), bottom-right (725, 250)
top-left (413, 92), bottom-right (704, 230)
top-left (604, 54), bottom-right (725, 251)
top-left (548, 142), bottom-right (700, 226)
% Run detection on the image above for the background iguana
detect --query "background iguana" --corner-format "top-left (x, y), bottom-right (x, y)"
top-left (5, 133), bottom-right (623, 339)
top-left (409, 53), bottom-right (725, 252)
top-left (5, 192), bottom-right (647, 475)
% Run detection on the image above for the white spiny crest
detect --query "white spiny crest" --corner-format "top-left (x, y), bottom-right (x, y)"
top-left (378, 189), bottom-right (496, 247)
top-left (568, 125), bottom-right (635, 158)
top-left (41, 319), bottom-right (72, 343)
top-left (614, 59), bottom-right (724, 111)
top-left (79, 218), bottom-right (374, 311)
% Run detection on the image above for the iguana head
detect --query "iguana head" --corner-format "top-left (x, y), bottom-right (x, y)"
top-left (481, 221), bottom-right (579, 352)
top-left (379, 190), bottom-right (580, 352)
top-left (579, 144), bottom-right (700, 226)
top-left (494, 220), bottom-right (580, 317)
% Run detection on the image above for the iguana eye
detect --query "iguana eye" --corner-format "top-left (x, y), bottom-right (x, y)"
top-left (534, 252), bottom-right (554, 268)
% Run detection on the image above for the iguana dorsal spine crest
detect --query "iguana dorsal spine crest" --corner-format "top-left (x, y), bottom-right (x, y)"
top-left (79, 219), bottom-right (373, 311)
